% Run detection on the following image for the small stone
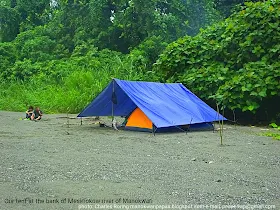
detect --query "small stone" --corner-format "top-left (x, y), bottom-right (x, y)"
top-left (191, 158), bottom-right (196, 161)
top-left (209, 161), bottom-right (214, 164)
top-left (216, 179), bottom-right (222, 182)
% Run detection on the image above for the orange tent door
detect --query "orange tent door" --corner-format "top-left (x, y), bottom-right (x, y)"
top-left (126, 108), bottom-right (153, 129)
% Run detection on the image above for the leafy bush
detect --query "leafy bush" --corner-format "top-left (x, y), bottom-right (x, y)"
top-left (269, 123), bottom-right (280, 131)
top-left (154, 0), bottom-right (280, 117)
top-left (0, 42), bottom-right (18, 79)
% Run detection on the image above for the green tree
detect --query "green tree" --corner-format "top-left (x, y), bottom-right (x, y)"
top-left (214, 0), bottom-right (260, 17)
top-left (13, 26), bottom-right (68, 62)
top-left (0, 42), bottom-right (18, 78)
top-left (0, 6), bottom-right (20, 41)
top-left (15, 0), bottom-right (51, 31)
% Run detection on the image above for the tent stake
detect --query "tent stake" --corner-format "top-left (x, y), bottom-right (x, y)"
top-left (80, 117), bottom-right (83, 125)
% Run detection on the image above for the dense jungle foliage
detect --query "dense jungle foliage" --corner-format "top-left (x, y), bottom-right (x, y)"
top-left (0, 0), bottom-right (279, 123)
top-left (154, 0), bottom-right (280, 123)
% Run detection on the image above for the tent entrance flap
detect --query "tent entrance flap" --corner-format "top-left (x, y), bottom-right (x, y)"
top-left (126, 108), bottom-right (153, 130)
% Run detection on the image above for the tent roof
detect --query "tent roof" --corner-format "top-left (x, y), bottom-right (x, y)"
top-left (78, 79), bottom-right (226, 128)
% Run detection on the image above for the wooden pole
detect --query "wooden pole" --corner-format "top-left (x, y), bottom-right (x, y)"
top-left (216, 103), bottom-right (223, 145)
top-left (112, 80), bottom-right (115, 126)
top-left (67, 113), bottom-right (69, 128)
top-left (233, 109), bottom-right (236, 129)
top-left (221, 106), bottom-right (225, 143)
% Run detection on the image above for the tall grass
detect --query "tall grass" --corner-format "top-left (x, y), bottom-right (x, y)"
top-left (0, 54), bottom-right (146, 113)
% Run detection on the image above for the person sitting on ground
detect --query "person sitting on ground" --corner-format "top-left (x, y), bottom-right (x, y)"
top-left (31, 107), bottom-right (43, 120)
top-left (25, 106), bottom-right (34, 119)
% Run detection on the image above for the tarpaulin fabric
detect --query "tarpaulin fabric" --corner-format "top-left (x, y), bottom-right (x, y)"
top-left (78, 79), bottom-right (227, 128)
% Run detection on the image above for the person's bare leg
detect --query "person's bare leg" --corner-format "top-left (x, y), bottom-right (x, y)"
top-left (31, 113), bottom-right (34, 120)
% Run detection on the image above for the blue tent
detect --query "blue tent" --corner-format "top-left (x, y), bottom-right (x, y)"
top-left (78, 79), bottom-right (226, 132)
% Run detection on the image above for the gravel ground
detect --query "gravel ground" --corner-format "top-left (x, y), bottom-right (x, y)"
top-left (0, 111), bottom-right (279, 210)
